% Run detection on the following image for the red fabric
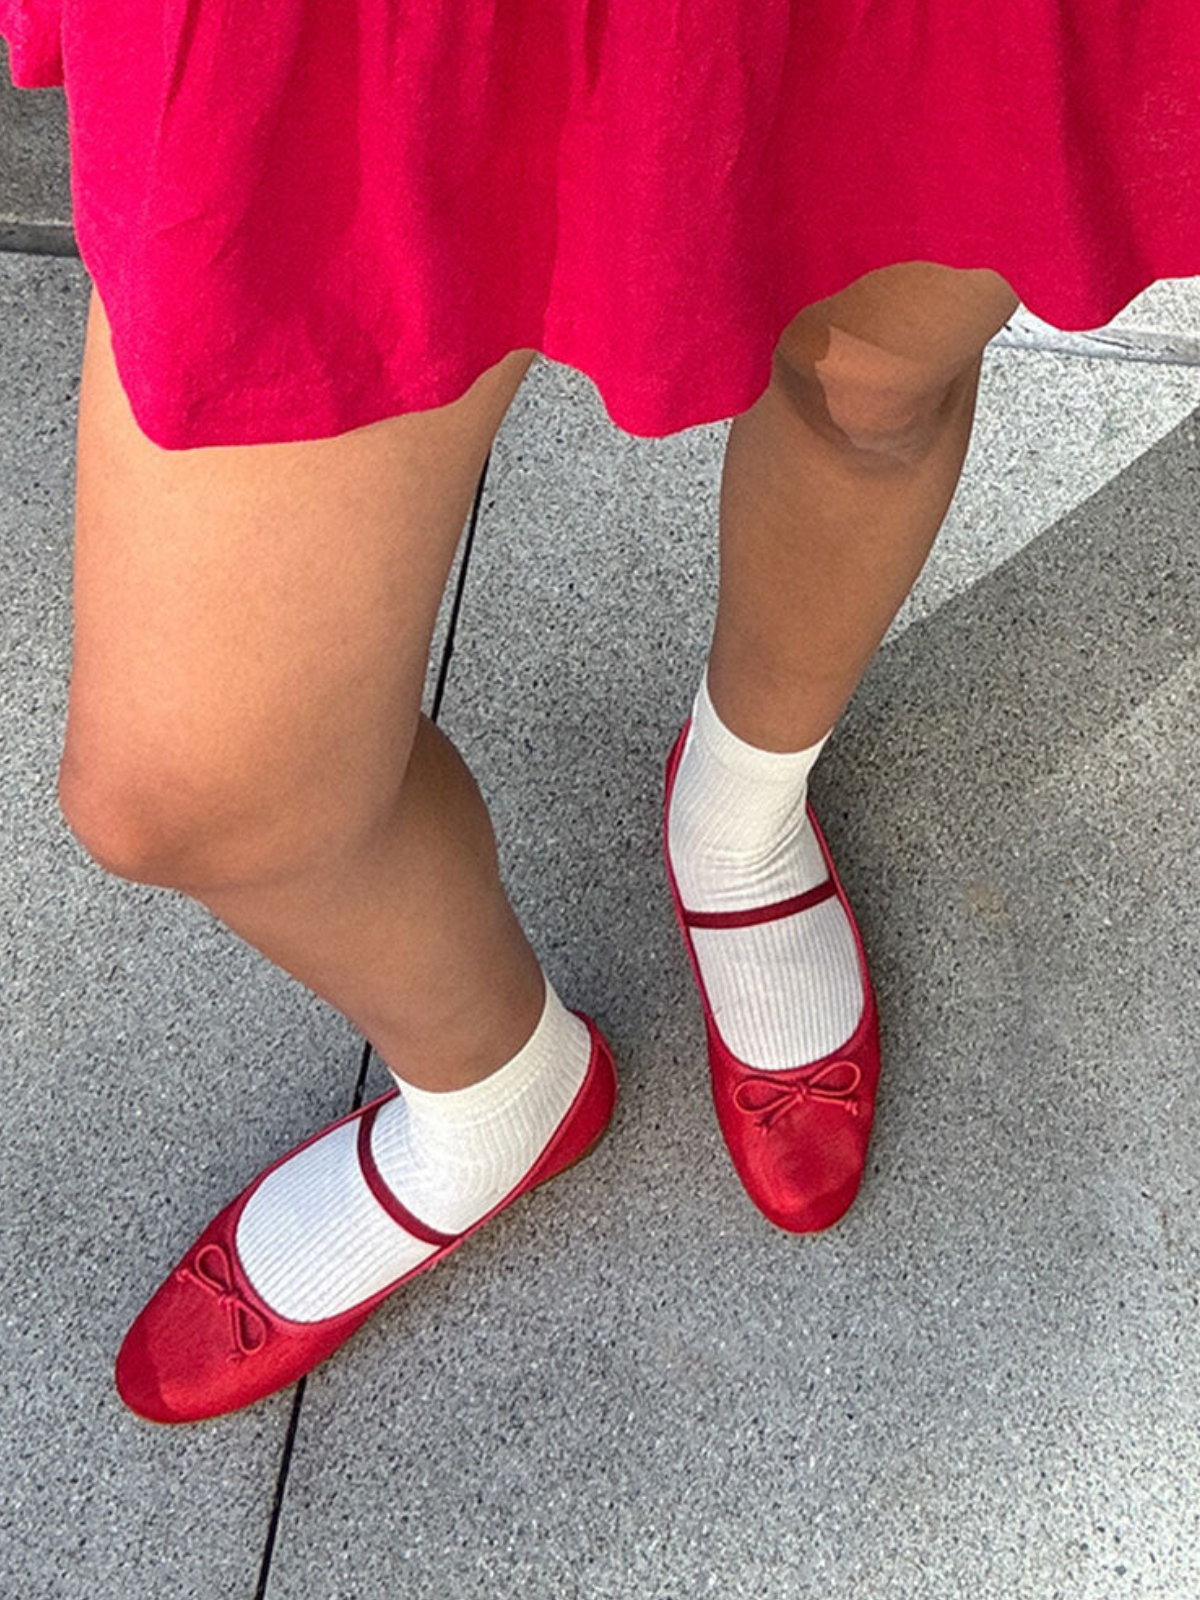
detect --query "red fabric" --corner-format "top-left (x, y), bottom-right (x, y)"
top-left (1, 1), bottom-right (62, 86)
top-left (5, 2), bottom-right (1200, 449)
top-left (662, 719), bottom-right (882, 1233)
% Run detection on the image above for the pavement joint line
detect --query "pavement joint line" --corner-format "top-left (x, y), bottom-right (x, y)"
top-left (249, 451), bottom-right (488, 1597)
top-left (252, 1378), bottom-right (308, 1600)
top-left (430, 450), bottom-right (489, 725)
top-left (0, 222), bottom-right (78, 257)
top-left (992, 315), bottom-right (1200, 364)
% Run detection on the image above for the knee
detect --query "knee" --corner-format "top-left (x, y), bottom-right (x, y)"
top-left (56, 734), bottom-right (393, 889)
top-left (770, 338), bottom-right (980, 469)
top-left (59, 753), bottom-right (305, 888)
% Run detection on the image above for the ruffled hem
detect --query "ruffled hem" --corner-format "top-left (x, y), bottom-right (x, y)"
top-left (87, 243), bottom-right (1197, 455)
top-left (1, 1), bottom-right (64, 88)
top-left (19, 1), bottom-right (1200, 448)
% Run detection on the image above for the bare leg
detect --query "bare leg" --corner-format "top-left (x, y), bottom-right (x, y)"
top-left (709, 261), bottom-right (1021, 749)
top-left (661, 265), bottom-right (1026, 1231)
top-left (60, 287), bottom-right (543, 1090)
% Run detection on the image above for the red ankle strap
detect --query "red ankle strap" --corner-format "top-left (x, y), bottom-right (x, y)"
top-left (680, 877), bottom-right (836, 930)
top-left (356, 1104), bottom-right (461, 1247)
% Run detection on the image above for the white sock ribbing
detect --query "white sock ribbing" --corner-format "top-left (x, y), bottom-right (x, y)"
top-left (667, 666), bottom-right (864, 1069)
top-left (235, 974), bottom-right (591, 1322)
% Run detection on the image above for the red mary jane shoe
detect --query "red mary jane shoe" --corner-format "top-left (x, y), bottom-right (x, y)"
top-left (116, 1012), bottom-right (617, 1424)
top-left (662, 718), bottom-right (881, 1233)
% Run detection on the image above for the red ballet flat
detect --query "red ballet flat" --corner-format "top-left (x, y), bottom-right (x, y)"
top-left (662, 717), bottom-right (881, 1233)
top-left (115, 1011), bottom-right (617, 1424)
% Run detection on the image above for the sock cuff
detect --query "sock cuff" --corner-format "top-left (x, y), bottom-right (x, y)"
top-left (389, 973), bottom-right (587, 1127)
top-left (691, 664), bottom-right (831, 785)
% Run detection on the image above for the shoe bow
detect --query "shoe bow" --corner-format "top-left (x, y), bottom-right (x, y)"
top-left (176, 1243), bottom-right (269, 1362)
top-left (732, 1060), bottom-right (862, 1128)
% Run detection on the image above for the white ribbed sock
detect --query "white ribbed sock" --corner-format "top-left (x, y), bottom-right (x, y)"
top-left (666, 666), bottom-right (864, 1069)
top-left (235, 974), bottom-right (591, 1321)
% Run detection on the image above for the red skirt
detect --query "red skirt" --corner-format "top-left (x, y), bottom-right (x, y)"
top-left (5, 0), bottom-right (1200, 450)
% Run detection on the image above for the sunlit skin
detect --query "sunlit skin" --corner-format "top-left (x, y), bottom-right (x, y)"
top-left (60, 263), bottom-right (1018, 1090)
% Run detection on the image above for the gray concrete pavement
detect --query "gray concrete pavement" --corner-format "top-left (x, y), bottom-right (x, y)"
top-left (0, 77), bottom-right (72, 251)
top-left (266, 352), bottom-right (1200, 1600)
top-left (3, 63), bottom-right (1199, 1600)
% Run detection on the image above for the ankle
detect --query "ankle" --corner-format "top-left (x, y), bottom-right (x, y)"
top-left (668, 669), bottom-right (832, 911)
top-left (394, 977), bottom-right (587, 1120)
top-left (704, 650), bottom-right (843, 754)
top-left (370, 961), bottom-right (548, 1092)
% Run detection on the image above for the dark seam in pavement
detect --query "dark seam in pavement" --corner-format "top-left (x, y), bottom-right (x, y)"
top-left (251, 449), bottom-right (491, 1597)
